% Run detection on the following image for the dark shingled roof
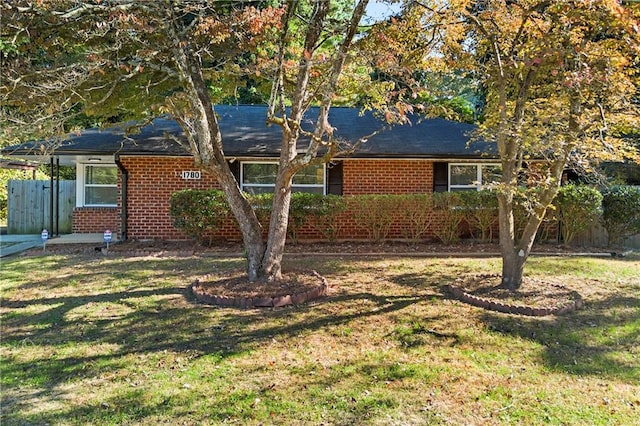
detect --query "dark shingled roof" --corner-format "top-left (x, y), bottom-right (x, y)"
top-left (1, 105), bottom-right (496, 160)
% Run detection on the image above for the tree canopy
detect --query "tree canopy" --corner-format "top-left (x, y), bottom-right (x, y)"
top-left (1, 0), bottom-right (431, 282)
top-left (2, 0), bottom-right (638, 288)
top-left (424, 0), bottom-right (640, 288)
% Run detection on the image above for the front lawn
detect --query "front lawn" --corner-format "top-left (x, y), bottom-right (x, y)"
top-left (1, 251), bottom-right (639, 425)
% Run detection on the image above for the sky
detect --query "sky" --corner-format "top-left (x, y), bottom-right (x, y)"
top-left (363, 0), bottom-right (403, 24)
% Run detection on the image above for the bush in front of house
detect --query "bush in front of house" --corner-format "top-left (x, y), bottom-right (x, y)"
top-left (554, 184), bottom-right (602, 245)
top-left (459, 190), bottom-right (499, 242)
top-left (288, 193), bottom-right (328, 243)
top-left (306, 194), bottom-right (347, 242)
top-left (432, 191), bottom-right (466, 244)
top-left (349, 194), bottom-right (398, 242)
top-left (256, 192), bottom-right (347, 243)
top-left (601, 185), bottom-right (640, 247)
top-left (169, 189), bottom-right (230, 245)
top-left (170, 190), bottom-right (349, 244)
top-left (248, 192), bottom-right (274, 230)
top-left (398, 193), bottom-right (434, 243)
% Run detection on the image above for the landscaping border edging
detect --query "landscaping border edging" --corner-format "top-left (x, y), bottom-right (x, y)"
top-left (190, 270), bottom-right (328, 309)
top-left (445, 274), bottom-right (584, 316)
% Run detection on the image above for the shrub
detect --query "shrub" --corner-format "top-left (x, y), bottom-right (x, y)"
top-left (169, 189), bottom-right (230, 245)
top-left (350, 195), bottom-right (398, 242)
top-left (308, 194), bottom-right (347, 242)
top-left (398, 194), bottom-right (434, 243)
top-left (601, 185), bottom-right (640, 247)
top-left (431, 192), bottom-right (465, 244)
top-left (287, 193), bottom-right (348, 243)
top-left (554, 184), bottom-right (602, 245)
top-left (459, 190), bottom-right (498, 242)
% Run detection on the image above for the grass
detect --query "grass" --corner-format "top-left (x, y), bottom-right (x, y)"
top-left (1, 250), bottom-right (639, 425)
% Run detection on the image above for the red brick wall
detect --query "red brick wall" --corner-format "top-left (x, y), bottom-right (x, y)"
top-left (73, 157), bottom-right (439, 241)
top-left (342, 159), bottom-right (434, 195)
top-left (121, 157), bottom-right (221, 240)
top-left (333, 160), bottom-right (436, 240)
top-left (72, 207), bottom-right (120, 235)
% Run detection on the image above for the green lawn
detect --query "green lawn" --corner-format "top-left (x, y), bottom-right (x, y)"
top-left (1, 251), bottom-right (639, 425)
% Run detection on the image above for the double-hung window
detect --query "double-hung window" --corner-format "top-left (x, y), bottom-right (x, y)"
top-left (241, 162), bottom-right (325, 194)
top-left (78, 164), bottom-right (118, 206)
top-left (449, 163), bottom-right (501, 191)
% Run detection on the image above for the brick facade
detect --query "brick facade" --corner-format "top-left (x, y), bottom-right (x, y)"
top-left (342, 159), bottom-right (434, 195)
top-left (75, 156), bottom-right (442, 241)
top-left (122, 157), bottom-right (220, 240)
top-left (72, 207), bottom-right (120, 235)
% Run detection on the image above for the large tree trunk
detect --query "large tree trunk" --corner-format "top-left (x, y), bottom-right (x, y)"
top-left (260, 171), bottom-right (294, 282)
top-left (170, 35), bottom-right (267, 282)
top-left (498, 184), bottom-right (560, 290)
top-left (216, 170), bottom-right (266, 282)
top-left (497, 190), bottom-right (525, 290)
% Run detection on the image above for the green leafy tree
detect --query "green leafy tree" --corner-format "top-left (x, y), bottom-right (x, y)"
top-left (413, 0), bottom-right (640, 289)
top-left (1, 1), bottom-right (421, 283)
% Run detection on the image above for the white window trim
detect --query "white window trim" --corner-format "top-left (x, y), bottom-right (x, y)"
top-left (240, 161), bottom-right (326, 195)
top-left (448, 163), bottom-right (501, 192)
top-left (76, 163), bottom-right (118, 207)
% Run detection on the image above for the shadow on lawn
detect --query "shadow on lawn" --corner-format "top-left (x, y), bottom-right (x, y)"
top-left (479, 294), bottom-right (640, 383)
top-left (1, 273), bottom-right (424, 390)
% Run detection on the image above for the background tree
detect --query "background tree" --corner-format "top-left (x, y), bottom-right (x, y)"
top-left (414, 0), bottom-right (640, 289)
top-left (1, 0), bottom-right (422, 283)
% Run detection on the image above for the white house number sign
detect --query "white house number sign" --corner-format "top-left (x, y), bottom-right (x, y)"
top-left (181, 170), bottom-right (202, 180)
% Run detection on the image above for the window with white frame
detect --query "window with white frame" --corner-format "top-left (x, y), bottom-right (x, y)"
top-left (241, 162), bottom-right (325, 194)
top-left (449, 163), bottom-right (501, 191)
top-left (78, 164), bottom-right (118, 206)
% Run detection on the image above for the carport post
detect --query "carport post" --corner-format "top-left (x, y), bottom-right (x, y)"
top-left (55, 157), bottom-right (60, 236)
top-left (49, 157), bottom-right (54, 236)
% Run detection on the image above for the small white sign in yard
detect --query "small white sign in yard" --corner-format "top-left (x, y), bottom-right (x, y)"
top-left (41, 229), bottom-right (48, 252)
top-left (104, 229), bottom-right (112, 251)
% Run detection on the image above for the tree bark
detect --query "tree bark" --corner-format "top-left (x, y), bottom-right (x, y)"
top-left (497, 190), bottom-right (523, 290)
top-left (169, 25), bottom-right (266, 282)
top-left (260, 167), bottom-right (295, 282)
top-left (498, 179), bottom-right (560, 290)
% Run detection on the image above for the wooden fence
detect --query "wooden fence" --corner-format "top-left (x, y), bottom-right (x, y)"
top-left (572, 221), bottom-right (640, 249)
top-left (7, 180), bottom-right (76, 234)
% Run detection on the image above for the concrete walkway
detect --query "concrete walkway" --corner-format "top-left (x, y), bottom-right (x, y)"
top-left (0, 233), bottom-right (104, 258)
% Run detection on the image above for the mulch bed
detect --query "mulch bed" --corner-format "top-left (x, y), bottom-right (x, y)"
top-left (27, 239), bottom-right (610, 257)
top-left (190, 270), bottom-right (328, 309)
top-left (446, 274), bottom-right (584, 316)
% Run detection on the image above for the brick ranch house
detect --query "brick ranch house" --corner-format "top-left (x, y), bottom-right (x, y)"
top-left (2, 104), bottom-right (501, 242)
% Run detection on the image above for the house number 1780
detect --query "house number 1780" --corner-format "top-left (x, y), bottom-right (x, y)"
top-left (181, 171), bottom-right (201, 180)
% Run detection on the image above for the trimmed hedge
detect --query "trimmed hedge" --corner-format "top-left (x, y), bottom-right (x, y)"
top-left (169, 187), bottom-right (620, 245)
top-left (459, 190), bottom-right (499, 242)
top-left (349, 195), bottom-right (398, 242)
top-left (601, 185), bottom-right (640, 247)
top-left (169, 189), bottom-right (230, 245)
top-left (555, 184), bottom-right (602, 245)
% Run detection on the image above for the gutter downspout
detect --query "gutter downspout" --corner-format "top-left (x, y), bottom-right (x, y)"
top-left (114, 154), bottom-right (128, 241)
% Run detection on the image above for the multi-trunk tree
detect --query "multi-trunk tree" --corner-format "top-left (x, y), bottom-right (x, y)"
top-left (1, 0), bottom-right (420, 283)
top-left (411, 0), bottom-right (639, 289)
